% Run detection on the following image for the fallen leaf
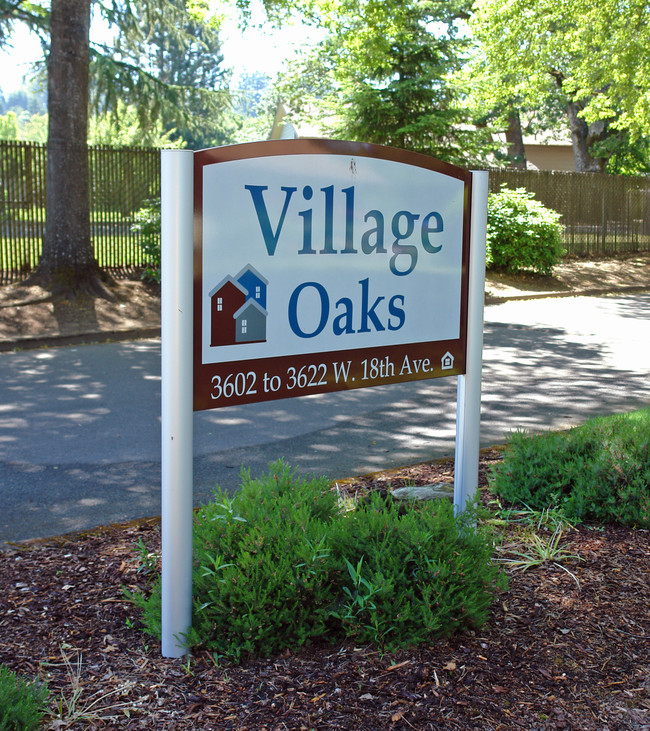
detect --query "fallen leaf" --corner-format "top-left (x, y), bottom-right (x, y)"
top-left (444, 661), bottom-right (457, 671)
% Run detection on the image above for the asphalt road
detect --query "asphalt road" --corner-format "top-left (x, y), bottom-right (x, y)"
top-left (1, 292), bottom-right (649, 545)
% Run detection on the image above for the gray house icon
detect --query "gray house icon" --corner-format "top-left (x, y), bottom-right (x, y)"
top-left (234, 298), bottom-right (267, 343)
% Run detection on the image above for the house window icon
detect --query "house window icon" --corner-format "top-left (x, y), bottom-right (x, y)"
top-left (441, 351), bottom-right (454, 370)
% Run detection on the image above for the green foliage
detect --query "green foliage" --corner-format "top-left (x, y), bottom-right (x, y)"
top-left (131, 199), bottom-right (161, 283)
top-left (132, 460), bottom-right (503, 662)
top-left (469, 0), bottom-right (650, 169)
top-left (0, 665), bottom-right (48, 731)
top-left (0, 112), bottom-right (18, 140)
top-left (283, 0), bottom-right (494, 165)
top-left (486, 186), bottom-right (565, 275)
top-left (489, 409), bottom-right (650, 528)
top-left (88, 102), bottom-right (183, 147)
top-left (107, 0), bottom-right (238, 149)
top-left (0, 85), bottom-right (48, 117)
top-left (325, 491), bottom-right (505, 647)
top-left (0, 111), bottom-right (47, 142)
top-left (592, 129), bottom-right (650, 176)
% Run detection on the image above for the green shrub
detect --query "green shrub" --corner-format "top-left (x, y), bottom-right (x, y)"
top-left (325, 491), bottom-right (504, 648)
top-left (486, 185), bottom-right (565, 275)
top-left (132, 460), bottom-right (504, 662)
top-left (0, 665), bottom-right (48, 731)
top-left (131, 198), bottom-right (161, 284)
top-left (489, 409), bottom-right (650, 527)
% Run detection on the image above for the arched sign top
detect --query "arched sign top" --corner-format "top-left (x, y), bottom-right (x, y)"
top-left (193, 139), bottom-right (472, 411)
top-left (195, 138), bottom-right (472, 183)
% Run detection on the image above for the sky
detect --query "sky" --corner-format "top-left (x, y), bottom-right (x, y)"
top-left (0, 2), bottom-right (316, 95)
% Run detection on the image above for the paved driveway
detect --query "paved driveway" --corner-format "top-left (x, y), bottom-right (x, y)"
top-left (1, 293), bottom-right (649, 544)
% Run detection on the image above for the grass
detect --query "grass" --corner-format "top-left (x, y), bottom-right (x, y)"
top-left (1, 236), bottom-right (146, 270)
top-left (41, 647), bottom-right (137, 728)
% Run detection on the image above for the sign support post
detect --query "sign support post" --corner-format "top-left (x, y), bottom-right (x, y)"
top-left (160, 149), bottom-right (194, 658)
top-left (454, 170), bottom-right (489, 513)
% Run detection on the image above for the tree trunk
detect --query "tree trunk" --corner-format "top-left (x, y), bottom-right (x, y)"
top-left (566, 100), bottom-right (608, 173)
top-left (505, 109), bottom-right (527, 169)
top-left (551, 70), bottom-right (608, 173)
top-left (37, 0), bottom-right (107, 296)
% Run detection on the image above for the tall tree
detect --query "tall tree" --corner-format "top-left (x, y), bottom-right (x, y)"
top-left (469, 0), bottom-right (650, 172)
top-left (40, 0), bottom-right (98, 293)
top-left (1, 0), bottom-right (299, 295)
top-left (279, 0), bottom-right (493, 166)
top-left (109, 0), bottom-right (235, 148)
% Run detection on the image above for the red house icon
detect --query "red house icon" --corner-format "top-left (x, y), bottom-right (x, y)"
top-left (208, 276), bottom-right (247, 346)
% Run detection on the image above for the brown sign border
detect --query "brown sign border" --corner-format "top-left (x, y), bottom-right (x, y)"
top-left (193, 139), bottom-right (472, 411)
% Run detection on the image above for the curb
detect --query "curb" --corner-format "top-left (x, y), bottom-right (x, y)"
top-left (485, 283), bottom-right (650, 305)
top-left (0, 326), bottom-right (161, 353)
top-left (0, 284), bottom-right (648, 353)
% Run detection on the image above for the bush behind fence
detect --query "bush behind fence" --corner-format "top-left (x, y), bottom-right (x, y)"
top-left (1, 140), bottom-right (649, 282)
top-left (487, 168), bottom-right (650, 258)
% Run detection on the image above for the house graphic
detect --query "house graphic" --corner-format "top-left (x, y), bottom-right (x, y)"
top-left (209, 265), bottom-right (268, 346)
top-left (441, 351), bottom-right (455, 370)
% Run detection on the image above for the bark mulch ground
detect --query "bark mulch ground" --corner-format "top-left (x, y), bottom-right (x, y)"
top-left (1, 452), bottom-right (648, 730)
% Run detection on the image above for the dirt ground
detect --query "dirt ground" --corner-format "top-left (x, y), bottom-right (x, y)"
top-left (0, 275), bottom-right (161, 349)
top-left (0, 455), bottom-right (648, 730)
top-left (0, 255), bottom-right (649, 729)
top-left (0, 253), bottom-right (649, 348)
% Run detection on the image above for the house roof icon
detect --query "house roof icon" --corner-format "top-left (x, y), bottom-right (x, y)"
top-left (233, 298), bottom-right (267, 320)
top-left (208, 275), bottom-right (247, 300)
top-left (208, 267), bottom-right (269, 346)
top-left (234, 264), bottom-right (268, 286)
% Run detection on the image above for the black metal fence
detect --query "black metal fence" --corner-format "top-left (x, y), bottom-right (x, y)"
top-left (0, 140), bottom-right (160, 282)
top-left (1, 140), bottom-right (649, 283)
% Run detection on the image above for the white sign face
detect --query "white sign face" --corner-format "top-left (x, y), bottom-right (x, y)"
top-left (194, 140), bottom-right (471, 410)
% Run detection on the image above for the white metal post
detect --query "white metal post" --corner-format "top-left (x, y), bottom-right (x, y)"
top-left (454, 170), bottom-right (489, 513)
top-left (160, 149), bottom-right (194, 657)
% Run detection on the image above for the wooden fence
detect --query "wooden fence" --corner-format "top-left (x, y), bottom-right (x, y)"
top-left (1, 140), bottom-right (649, 282)
top-left (488, 168), bottom-right (650, 258)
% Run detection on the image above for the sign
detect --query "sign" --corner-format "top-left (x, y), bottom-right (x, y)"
top-left (160, 144), bottom-right (488, 658)
top-left (193, 139), bottom-right (472, 410)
